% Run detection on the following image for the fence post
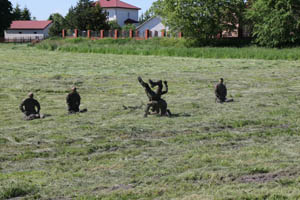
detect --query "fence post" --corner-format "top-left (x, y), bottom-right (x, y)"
top-left (135, 30), bottom-right (139, 38)
top-left (100, 30), bottom-right (104, 39)
top-left (161, 30), bottom-right (165, 38)
top-left (145, 29), bottom-right (149, 40)
top-left (87, 30), bottom-right (91, 38)
top-left (178, 32), bottom-right (183, 38)
top-left (114, 29), bottom-right (118, 39)
top-left (74, 29), bottom-right (78, 38)
top-left (129, 29), bottom-right (133, 38)
top-left (62, 29), bottom-right (66, 38)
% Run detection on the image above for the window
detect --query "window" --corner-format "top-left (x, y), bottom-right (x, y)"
top-left (19, 32), bottom-right (22, 34)
top-left (34, 32), bottom-right (37, 34)
top-left (128, 12), bottom-right (130, 18)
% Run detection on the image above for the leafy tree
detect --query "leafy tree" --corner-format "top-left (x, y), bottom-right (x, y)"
top-left (247, 0), bottom-right (300, 47)
top-left (13, 4), bottom-right (22, 20)
top-left (88, 3), bottom-right (109, 30)
top-left (65, 6), bottom-right (76, 29)
top-left (139, 9), bottom-right (154, 24)
top-left (48, 13), bottom-right (66, 37)
top-left (222, 0), bottom-right (249, 38)
top-left (21, 7), bottom-right (31, 20)
top-left (0, 0), bottom-right (13, 37)
top-left (65, 0), bottom-right (108, 30)
top-left (12, 5), bottom-right (32, 20)
top-left (153, 0), bottom-right (237, 40)
top-left (122, 24), bottom-right (136, 31)
top-left (108, 20), bottom-right (121, 30)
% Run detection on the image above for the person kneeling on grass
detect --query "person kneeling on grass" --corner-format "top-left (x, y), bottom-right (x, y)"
top-left (215, 78), bottom-right (234, 103)
top-left (20, 92), bottom-right (44, 120)
top-left (66, 87), bottom-right (87, 114)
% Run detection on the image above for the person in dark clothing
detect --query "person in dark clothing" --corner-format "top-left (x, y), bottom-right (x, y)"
top-left (19, 92), bottom-right (42, 120)
top-left (138, 77), bottom-right (171, 117)
top-left (215, 78), bottom-right (234, 103)
top-left (149, 79), bottom-right (169, 113)
top-left (66, 87), bottom-right (87, 114)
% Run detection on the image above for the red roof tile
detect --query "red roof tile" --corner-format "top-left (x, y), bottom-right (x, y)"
top-left (97, 0), bottom-right (140, 10)
top-left (9, 21), bottom-right (52, 30)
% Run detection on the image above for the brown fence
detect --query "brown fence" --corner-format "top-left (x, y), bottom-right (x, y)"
top-left (62, 29), bottom-right (182, 40)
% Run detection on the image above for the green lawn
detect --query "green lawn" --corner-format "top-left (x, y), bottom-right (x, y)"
top-left (1, 44), bottom-right (300, 199)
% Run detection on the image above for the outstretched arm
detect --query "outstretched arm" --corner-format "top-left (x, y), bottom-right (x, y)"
top-left (36, 101), bottom-right (41, 114)
top-left (161, 81), bottom-right (168, 95)
top-left (138, 77), bottom-right (147, 88)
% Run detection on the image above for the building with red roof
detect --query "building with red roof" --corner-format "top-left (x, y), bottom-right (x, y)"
top-left (96, 0), bottom-right (140, 27)
top-left (5, 20), bottom-right (53, 42)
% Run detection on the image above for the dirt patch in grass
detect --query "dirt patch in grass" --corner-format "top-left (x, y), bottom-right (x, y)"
top-left (238, 168), bottom-right (299, 183)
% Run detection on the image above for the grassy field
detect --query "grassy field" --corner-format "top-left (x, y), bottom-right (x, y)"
top-left (1, 44), bottom-right (300, 199)
top-left (36, 37), bottom-right (300, 60)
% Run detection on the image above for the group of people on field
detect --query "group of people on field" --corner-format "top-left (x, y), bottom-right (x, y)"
top-left (19, 87), bottom-right (86, 120)
top-left (19, 78), bottom-right (232, 120)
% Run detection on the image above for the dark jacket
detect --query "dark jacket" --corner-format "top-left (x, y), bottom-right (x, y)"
top-left (66, 92), bottom-right (81, 111)
top-left (20, 98), bottom-right (40, 115)
top-left (215, 83), bottom-right (227, 100)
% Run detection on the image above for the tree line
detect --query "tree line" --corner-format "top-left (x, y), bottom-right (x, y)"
top-left (0, 1), bottom-right (33, 37)
top-left (48, 0), bottom-right (137, 37)
top-left (153, 0), bottom-right (300, 47)
top-left (1, 0), bottom-right (300, 47)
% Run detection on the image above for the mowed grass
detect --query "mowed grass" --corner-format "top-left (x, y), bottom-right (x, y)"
top-left (1, 44), bottom-right (300, 199)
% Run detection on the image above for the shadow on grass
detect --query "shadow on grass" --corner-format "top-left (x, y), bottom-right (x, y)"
top-left (170, 113), bottom-right (192, 118)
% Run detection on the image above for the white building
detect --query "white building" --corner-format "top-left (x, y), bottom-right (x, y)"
top-left (97, 0), bottom-right (140, 27)
top-left (137, 16), bottom-right (169, 37)
top-left (5, 21), bottom-right (52, 42)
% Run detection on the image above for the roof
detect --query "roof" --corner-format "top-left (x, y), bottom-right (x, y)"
top-left (137, 16), bottom-right (161, 30)
top-left (97, 0), bottom-right (140, 10)
top-left (9, 21), bottom-right (52, 30)
top-left (124, 18), bottom-right (139, 24)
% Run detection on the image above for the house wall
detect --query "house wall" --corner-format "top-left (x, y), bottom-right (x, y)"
top-left (104, 8), bottom-right (138, 27)
top-left (104, 8), bottom-right (117, 21)
top-left (4, 24), bottom-right (52, 40)
top-left (137, 16), bottom-right (169, 37)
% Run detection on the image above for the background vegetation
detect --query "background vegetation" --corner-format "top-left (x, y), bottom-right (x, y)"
top-left (154, 0), bottom-right (300, 47)
top-left (1, 44), bottom-right (300, 199)
top-left (37, 37), bottom-right (300, 60)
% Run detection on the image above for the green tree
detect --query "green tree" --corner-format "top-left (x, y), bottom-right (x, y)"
top-left (108, 20), bottom-right (121, 30)
top-left (222, 0), bottom-right (249, 38)
top-left (13, 4), bottom-right (22, 20)
top-left (21, 7), bottom-right (31, 20)
top-left (153, 0), bottom-right (236, 40)
top-left (65, 6), bottom-right (76, 29)
top-left (88, 3), bottom-right (109, 30)
top-left (12, 4), bottom-right (32, 20)
top-left (48, 13), bottom-right (66, 37)
top-left (139, 9), bottom-right (154, 24)
top-left (65, 0), bottom-right (108, 30)
top-left (247, 0), bottom-right (300, 47)
top-left (0, 0), bottom-right (13, 37)
top-left (122, 24), bottom-right (136, 31)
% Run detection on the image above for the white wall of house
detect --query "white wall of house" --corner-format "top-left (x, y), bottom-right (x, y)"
top-left (137, 16), bottom-right (169, 37)
top-left (4, 24), bottom-right (52, 40)
top-left (105, 8), bottom-right (117, 21)
top-left (103, 8), bottom-right (138, 27)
